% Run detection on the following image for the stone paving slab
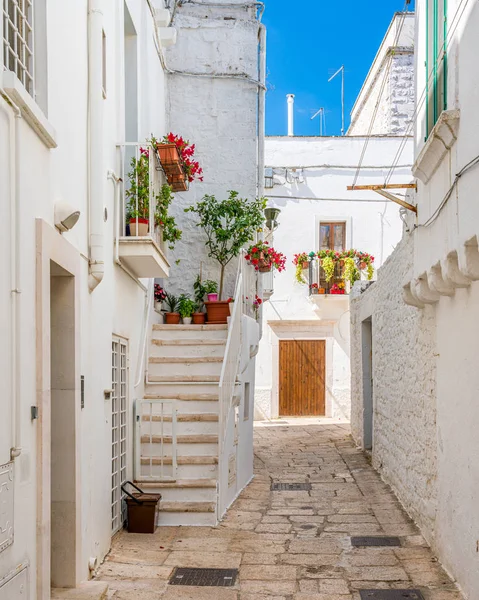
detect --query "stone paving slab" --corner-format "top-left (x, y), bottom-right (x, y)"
top-left (96, 418), bottom-right (464, 600)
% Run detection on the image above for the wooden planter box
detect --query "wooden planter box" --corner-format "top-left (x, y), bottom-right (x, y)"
top-left (168, 172), bottom-right (189, 192)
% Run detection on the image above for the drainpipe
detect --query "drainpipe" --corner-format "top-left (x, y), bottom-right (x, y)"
top-left (287, 94), bottom-right (294, 137)
top-left (0, 91), bottom-right (22, 460)
top-left (258, 24), bottom-right (266, 198)
top-left (88, 0), bottom-right (105, 292)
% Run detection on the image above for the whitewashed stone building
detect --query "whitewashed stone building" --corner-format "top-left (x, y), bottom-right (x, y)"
top-left (254, 13), bottom-right (414, 421)
top-left (0, 0), bottom-right (263, 598)
top-left (351, 2), bottom-right (479, 598)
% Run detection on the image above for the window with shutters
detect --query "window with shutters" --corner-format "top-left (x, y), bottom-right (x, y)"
top-left (426, 0), bottom-right (447, 137)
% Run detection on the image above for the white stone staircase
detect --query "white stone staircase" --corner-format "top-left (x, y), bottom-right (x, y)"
top-left (135, 323), bottom-right (228, 526)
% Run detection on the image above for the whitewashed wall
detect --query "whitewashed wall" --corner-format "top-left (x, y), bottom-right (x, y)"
top-left (350, 3), bottom-right (479, 597)
top-left (164, 0), bottom-right (261, 299)
top-left (0, 0), bottom-right (169, 594)
top-left (255, 136), bottom-right (412, 420)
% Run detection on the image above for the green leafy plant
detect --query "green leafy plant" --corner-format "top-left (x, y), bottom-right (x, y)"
top-left (178, 295), bottom-right (197, 318)
top-left (321, 256), bottom-right (335, 282)
top-left (125, 141), bottom-right (182, 249)
top-left (343, 257), bottom-right (360, 285)
top-left (293, 252), bottom-right (310, 284)
top-left (164, 292), bottom-right (179, 313)
top-left (155, 184), bottom-right (182, 249)
top-left (203, 280), bottom-right (218, 295)
top-left (185, 191), bottom-right (266, 298)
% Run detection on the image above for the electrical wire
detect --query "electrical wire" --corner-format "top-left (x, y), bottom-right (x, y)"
top-left (351, 2), bottom-right (411, 188)
top-left (419, 153), bottom-right (479, 228)
top-left (384, 0), bottom-right (472, 184)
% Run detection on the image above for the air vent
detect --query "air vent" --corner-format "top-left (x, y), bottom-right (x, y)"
top-left (359, 591), bottom-right (425, 600)
top-left (351, 536), bottom-right (401, 547)
top-left (271, 482), bottom-right (312, 491)
top-left (169, 568), bottom-right (238, 587)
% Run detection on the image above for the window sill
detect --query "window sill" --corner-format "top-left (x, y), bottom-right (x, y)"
top-left (1, 71), bottom-right (57, 149)
top-left (413, 109), bottom-right (460, 184)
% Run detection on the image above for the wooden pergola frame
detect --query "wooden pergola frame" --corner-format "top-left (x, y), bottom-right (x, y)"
top-left (347, 183), bottom-right (417, 214)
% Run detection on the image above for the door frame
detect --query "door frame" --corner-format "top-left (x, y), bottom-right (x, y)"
top-left (36, 219), bottom-right (82, 599)
top-left (268, 321), bottom-right (335, 419)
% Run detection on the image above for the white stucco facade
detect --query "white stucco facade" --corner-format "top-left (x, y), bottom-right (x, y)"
top-left (0, 0), bottom-right (262, 598)
top-left (350, 3), bottom-right (479, 598)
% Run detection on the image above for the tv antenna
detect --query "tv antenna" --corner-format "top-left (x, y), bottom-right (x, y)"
top-left (311, 107), bottom-right (326, 136)
top-left (328, 65), bottom-right (345, 136)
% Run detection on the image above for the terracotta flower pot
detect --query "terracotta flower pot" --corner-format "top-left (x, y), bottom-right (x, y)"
top-left (130, 218), bottom-right (149, 236)
top-left (168, 172), bottom-right (189, 192)
top-left (205, 301), bottom-right (230, 325)
top-left (192, 312), bottom-right (206, 325)
top-left (302, 262), bottom-right (310, 270)
top-left (318, 288), bottom-right (326, 294)
top-left (359, 261), bottom-right (367, 270)
top-left (156, 143), bottom-right (182, 174)
top-left (165, 312), bottom-right (180, 324)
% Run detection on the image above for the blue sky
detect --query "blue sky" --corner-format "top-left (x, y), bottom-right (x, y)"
top-left (263, 0), bottom-right (415, 136)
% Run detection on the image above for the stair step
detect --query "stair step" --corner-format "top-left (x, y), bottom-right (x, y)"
top-left (141, 455), bottom-right (218, 465)
top-left (152, 338), bottom-right (226, 346)
top-left (149, 356), bottom-right (223, 364)
top-left (161, 501), bottom-right (216, 513)
top-left (141, 434), bottom-right (218, 444)
top-left (136, 479), bottom-right (217, 489)
top-left (153, 324), bottom-right (227, 331)
top-left (149, 375), bottom-right (220, 383)
top-left (144, 393), bottom-right (219, 401)
top-left (142, 413), bottom-right (218, 423)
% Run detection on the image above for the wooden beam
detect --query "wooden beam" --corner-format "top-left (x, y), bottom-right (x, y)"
top-left (347, 183), bottom-right (417, 191)
top-left (374, 189), bottom-right (417, 213)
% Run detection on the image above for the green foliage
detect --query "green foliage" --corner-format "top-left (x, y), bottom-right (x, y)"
top-left (203, 280), bottom-right (218, 294)
top-left (125, 141), bottom-right (182, 250)
top-left (185, 191), bottom-right (266, 298)
top-left (155, 184), bottom-right (182, 250)
top-left (321, 256), bottom-right (335, 282)
top-left (343, 257), bottom-right (360, 285)
top-left (178, 295), bottom-right (197, 318)
top-left (367, 262), bottom-right (374, 281)
top-left (164, 292), bottom-right (179, 313)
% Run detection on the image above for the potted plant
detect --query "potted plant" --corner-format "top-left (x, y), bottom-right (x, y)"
top-left (126, 147), bottom-right (150, 236)
top-left (227, 297), bottom-right (234, 315)
top-left (154, 284), bottom-right (167, 315)
top-left (185, 191), bottom-right (266, 324)
top-left (164, 292), bottom-right (180, 324)
top-left (203, 280), bottom-right (219, 302)
top-left (245, 241), bottom-right (287, 273)
top-left (310, 283), bottom-right (319, 295)
top-left (156, 133), bottom-right (204, 192)
top-left (192, 275), bottom-right (207, 324)
top-left (293, 252), bottom-right (309, 284)
top-left (155, 183), bottom-right (182, 249)
top-left (178, 295), bottom-right (197, 325)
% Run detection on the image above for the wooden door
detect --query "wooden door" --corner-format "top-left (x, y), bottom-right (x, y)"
top-left (279, 340), bottom-right (326, 416)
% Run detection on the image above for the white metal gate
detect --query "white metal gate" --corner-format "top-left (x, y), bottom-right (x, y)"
top-left (111, 337), bottom-right (128, 533)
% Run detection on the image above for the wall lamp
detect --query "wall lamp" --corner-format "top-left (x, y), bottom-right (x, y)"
top-left (264, 207), bottom-right (281, 231)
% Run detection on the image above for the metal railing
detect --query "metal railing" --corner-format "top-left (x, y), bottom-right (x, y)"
top-left (118, 142), bottom-right (167, 254)
top-left (134, 399), bottom-right (178, 482)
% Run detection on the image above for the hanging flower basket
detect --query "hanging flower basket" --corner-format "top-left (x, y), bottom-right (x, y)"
top-left (156, 143), bottom-right (183, 175)
top-left (245, 241), bottom-right (286, 273)
top-left (258, 253), bottom-right (272, 272)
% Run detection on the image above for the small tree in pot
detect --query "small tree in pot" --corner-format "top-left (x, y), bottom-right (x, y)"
top-left (185, 191), bottom-right (266, 298)
top-left (164, 292), bottom-right (180, 324)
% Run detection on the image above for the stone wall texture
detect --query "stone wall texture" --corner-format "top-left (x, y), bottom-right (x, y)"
top-left (350, 233), bottom-right (438, 545)
top-left (165, 2), bottom-right (260, 299)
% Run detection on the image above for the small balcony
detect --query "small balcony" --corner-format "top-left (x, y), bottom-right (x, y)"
top-left (117, 143), bottom-right (170, 279)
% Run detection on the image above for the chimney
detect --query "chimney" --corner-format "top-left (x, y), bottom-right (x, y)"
top-left (287, 94), bottom-right (295, 136)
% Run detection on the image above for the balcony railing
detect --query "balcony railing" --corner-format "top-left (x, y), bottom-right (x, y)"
top-left (116, 142), bottom-right (170, 279)
top-left (306, 254), bottom-right (374, 297)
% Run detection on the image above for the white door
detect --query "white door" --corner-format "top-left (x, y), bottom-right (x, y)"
top-left (111, 337), bottom-right (128, 533)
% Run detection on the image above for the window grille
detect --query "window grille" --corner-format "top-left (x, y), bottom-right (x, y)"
top-left (2, 0), bottom-right (34, 96)
top-left (111, 337), bottom-right (128, 533)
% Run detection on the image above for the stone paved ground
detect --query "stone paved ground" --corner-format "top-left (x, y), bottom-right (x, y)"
top-left (96, 418), bottom-right (464, 600)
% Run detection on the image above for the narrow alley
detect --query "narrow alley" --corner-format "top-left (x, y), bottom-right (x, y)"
top-left (95, 420), bottom-right (464, 600)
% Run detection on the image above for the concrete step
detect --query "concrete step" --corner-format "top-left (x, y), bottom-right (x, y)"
top-left (145, 383), bottom-right (220, 396)
top-left (140, 455), bottom-right (218, 465)
top-left (152, 324), bottom-right (227, 341)
top-left (135, 479), bottom-right (217, 502)
top-left (138, 455), bottom-right (218, 480)
top-left (161, 501), bottom-right (216, 513)
top-left (140, 419), bottom-right (218, 436)
top-left (148, 357), bottom-right (223, 378)
top-left (51, 583), bottom-right (108, 600)
top-left (144, 392), bottom-right (219, 401)
top-left (140, 434), bottom-right (218, 444)
top-left (158, 509), bottom-right (217, 526)
top-left (148, 374), bottom-right (221, 383)
top-left (138, 478), bottom-right (217, 489)
top-left (150, 338), bottom-right (226, 358)
top-left (141, 413), bottom-right (218, 423)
